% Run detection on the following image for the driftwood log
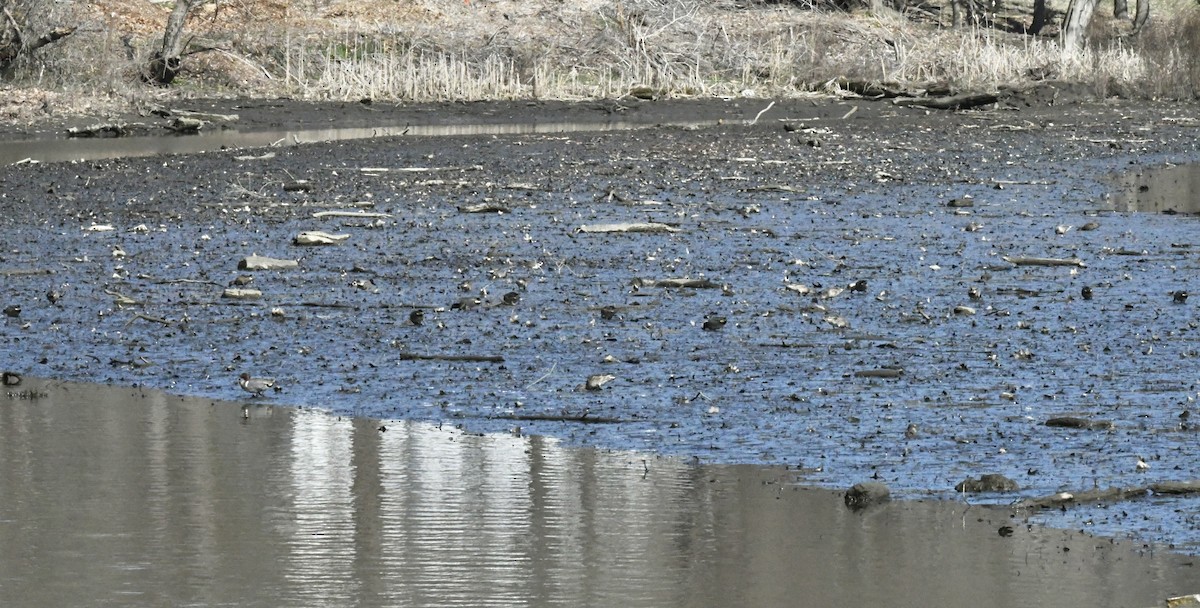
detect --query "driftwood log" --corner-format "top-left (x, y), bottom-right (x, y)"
top-left (893, 93), bottom-right (1000, 110)
top-left (1015, 480), bottom-right (1200, 510)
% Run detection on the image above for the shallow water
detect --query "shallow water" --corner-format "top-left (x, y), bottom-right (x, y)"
top-left (0, 378), bottom-right (1195, 607)
top-left (0, 119), bottom-right (718, 165)
top-left (1110, 162), bottom-right (1200, 213)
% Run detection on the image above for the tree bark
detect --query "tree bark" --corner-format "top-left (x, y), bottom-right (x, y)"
top-left (1062, 0), bottom-right (1100, 52)
top-left (147, 0), bottom-right (205, 85)
top-left (1113, 0), bottom-right (1128, 19)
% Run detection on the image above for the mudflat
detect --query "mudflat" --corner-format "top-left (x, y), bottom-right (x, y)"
top-left (3, 89), bottom-right (1200, 549)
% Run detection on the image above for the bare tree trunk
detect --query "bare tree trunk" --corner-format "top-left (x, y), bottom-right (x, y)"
top-left (1062, 0), bottom-right (1099, 52)
top-left (147, 0), bottom-right (206, 85)
top-left (1131, 0), bottom-right (1149, 32)
top-left (1030, 0), bottom-right (1048, 33)
top-left (1113, 0), bottom-right (1128, 18)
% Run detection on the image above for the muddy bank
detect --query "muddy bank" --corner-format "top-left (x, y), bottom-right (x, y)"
top-left (2, 93), bottom-right (1200, 550)
top-left (2, 376), bottom-right (1197, 607)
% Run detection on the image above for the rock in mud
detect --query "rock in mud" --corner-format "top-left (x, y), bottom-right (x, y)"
top-left (222, 288), bottom-right (262, 300)
top-left (955, 474), bottom-right (1020, 493)
top-left (844, 482), bottom-right (891, 510)
top-left (238, 254), bottom-right (299, 270)
top-left (584, 374), bottom-right (616, 391)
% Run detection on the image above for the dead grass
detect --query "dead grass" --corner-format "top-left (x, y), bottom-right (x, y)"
top-left (3, 0), bottom-right (1200, 119)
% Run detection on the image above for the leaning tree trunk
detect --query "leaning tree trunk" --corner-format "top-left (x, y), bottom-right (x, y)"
top-left (146, 0), bottom-right (205, 85)
top-left (1062, 0), bottom-right (1100, 52)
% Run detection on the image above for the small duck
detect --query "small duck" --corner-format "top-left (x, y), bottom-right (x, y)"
top-left (238, 373), bottom-right (277, 397)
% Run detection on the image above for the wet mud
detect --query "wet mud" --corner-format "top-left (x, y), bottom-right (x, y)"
top-left (3, 94), bottom-right (1200, 551)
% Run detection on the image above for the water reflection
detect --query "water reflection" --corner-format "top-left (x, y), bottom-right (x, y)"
top-left (0, 379), bottom-right (1194, 607)
top-left (0, 119), bottom-right (718, 165)
top-left (1110, 162), bottom-right (1200, 213)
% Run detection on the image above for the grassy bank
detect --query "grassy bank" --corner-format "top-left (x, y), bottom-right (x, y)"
top-left (1, 0), bottom-right (1199, 120)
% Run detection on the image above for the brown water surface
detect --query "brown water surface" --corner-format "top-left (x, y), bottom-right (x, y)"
top-left (1, 379), bottom-right (1195, 607)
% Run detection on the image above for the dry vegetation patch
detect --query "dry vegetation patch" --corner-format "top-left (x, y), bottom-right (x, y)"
top-left (1, 0), bottom-right (1199, 118)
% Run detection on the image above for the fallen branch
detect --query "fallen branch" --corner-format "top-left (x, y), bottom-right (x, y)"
top-left (1015, 480), bottom-right (1200, 510)
top-left (0, 268), bottom-right (55, 277)
top-left (578, 222), bottom-right (681, 234)
top-left (1002, 255), bottom-right (1086, 267)
top-left (492, 412), bottom-right (626, 424)
top-left (632, 277), bottom-right (721, 289)
top-left (124, 313), bottom-right (173, 327)
top-left (398, 352), bottom-right (505, 363)
top-left (67, 123), bottom-right (130, 138)
top-left (312, 210), bottom-right (392, 219)
top-left (138, 274), bottom-right (222, 287)
top-left (893, 92), bottom-right (999, 110)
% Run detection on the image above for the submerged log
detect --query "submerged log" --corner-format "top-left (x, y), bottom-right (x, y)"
top-left (1002, 255), bottom-right (1086, 267)
top-left (1016, 480), bottom-right (1200, 510)
top-left (1045, 416), bottom-right (1114, 430)
top-left (631, 277), bottom-right (722, 289)
top-left (854, 368), bottom-right (903, 379)
top-left (398, 352), bottom-right (504, 363)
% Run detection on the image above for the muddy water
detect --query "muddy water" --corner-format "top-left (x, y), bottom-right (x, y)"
top-left (0, 119), bottom-right (718, 165)
top-left (0, 378), bottom-right (1194, 607)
